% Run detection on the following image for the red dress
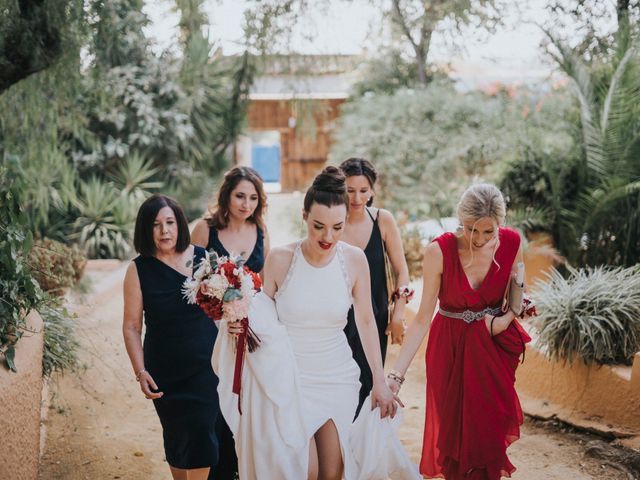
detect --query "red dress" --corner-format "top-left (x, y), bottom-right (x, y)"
top-left (421, 227), bottom-right (531, 479)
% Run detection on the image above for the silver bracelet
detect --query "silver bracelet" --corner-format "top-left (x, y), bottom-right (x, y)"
top-left (135, 368), bottom-right (147, 382)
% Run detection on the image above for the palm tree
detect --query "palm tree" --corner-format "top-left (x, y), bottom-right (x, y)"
top-left (544, 31), bottom-right (640, 267)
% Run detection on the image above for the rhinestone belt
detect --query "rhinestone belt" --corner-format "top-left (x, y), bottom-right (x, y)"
top-left (438, 306), bottom-right (502, 324)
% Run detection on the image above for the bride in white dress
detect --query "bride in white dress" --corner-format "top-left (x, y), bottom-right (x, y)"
top-left (212, 167), bottom-right (419, 480)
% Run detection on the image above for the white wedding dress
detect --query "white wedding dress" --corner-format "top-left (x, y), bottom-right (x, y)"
top-left (212, 241), bottom-right (420, 480)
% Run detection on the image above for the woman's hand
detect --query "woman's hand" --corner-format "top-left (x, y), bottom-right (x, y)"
top-left (485, 310), bottom-right (515, 336)
top-left (386, 375), bottom-right (402, 395)
top-left (138, 371), bottom-right (163, 400)
top-left (386, 310), bottom-right (406, 345)
top-left (371, 379), bottom-right (403, 419)
top-left (227, 320), bottom-right (244, 336)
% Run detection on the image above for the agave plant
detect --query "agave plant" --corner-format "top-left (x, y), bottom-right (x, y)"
top-left (544, 32), bottom-right (640, 267)
top-left (108, 152), bottom-right (163, 211)
top-left (533, 266), bottom-right (640, 365)
top-left (71, 177), bottom-right (133, 259)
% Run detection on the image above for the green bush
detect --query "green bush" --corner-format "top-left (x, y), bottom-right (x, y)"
top-left (330, 81), bottom-right (519, 218)
top-left (0, 156), bottom-right (45, 371)
top-left (40, 299), bottom-right (79, 378)
top-left (29, 238), bottom-right (87, 296)
top-left (533, 266), bottom-right (640, 365)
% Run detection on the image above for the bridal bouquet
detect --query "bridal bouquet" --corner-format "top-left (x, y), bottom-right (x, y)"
top-left (182, 251), bottom-right (261, 318)
top-left (183, 252), bottom-right (262, 414)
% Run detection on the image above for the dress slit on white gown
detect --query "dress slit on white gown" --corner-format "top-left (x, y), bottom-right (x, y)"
top-left (211, 241), bottom-right (421, 479)
top-left (274, 241), bottom-right (360, 478)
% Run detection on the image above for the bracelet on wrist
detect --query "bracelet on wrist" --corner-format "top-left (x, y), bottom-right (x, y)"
top-left (386, 369), bottom-right (405, 385)
top-left (135, 368), bottom-right (147, 382)
top-left (392, 285), bottom-right (414, 303)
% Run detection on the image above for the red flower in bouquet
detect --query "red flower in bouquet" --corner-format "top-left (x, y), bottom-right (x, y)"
top-left (195, 289), bottom-right (224, 321)
top-left (182, 251), bottom-right (262, 415)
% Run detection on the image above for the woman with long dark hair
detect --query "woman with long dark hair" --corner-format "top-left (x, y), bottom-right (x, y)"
top-left (339, 157), bottom-right (411, 417)
top-left (192, 166), bottom-right (269, 479)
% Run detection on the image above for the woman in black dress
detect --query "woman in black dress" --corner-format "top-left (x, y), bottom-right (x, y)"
top-left (339, 158), bottom-right (411, 417)
top-left (192, 166), bottom-right (269, 479)
top-left (123, 194), bottom-right (220, 480)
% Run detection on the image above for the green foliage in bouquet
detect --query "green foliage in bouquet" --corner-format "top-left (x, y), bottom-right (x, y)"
top-left (533, 266), bottom-right (640, 365)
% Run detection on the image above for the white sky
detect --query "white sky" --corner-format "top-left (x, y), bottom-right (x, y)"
top-left (143, 0), bottom-right (618, 86)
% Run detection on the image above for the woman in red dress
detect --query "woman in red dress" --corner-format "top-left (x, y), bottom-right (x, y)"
top-left (388, 183), bottom-right (531, 479)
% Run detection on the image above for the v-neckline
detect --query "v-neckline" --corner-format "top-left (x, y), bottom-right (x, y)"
top-left (152, 246), bottom-right (196, 278)
top-left (454, 229), bottom-right (501, 292)
top-left (215, 226), bottom-right (258, 263)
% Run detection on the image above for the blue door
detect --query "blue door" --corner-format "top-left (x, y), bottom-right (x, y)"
top-left (251, 144), bottom-right (281, 182)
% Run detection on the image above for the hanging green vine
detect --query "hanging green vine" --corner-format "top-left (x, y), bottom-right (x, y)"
top-left (0, 155), bottom-right (46, 371)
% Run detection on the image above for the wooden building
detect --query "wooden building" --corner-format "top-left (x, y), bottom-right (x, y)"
top-left (236, 55), bottom-right (362, 192)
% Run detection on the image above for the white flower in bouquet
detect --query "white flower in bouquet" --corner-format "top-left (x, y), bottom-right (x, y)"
top-left (204, 273), bottom-right (230, 299)
top-left (240, 271), bottom-right (257, 298)
top-left (182, 277), bottom-right (200, 304)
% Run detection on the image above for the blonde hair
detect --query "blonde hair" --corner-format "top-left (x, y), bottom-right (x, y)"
top-left (456, 183), bottom-right (506, 268)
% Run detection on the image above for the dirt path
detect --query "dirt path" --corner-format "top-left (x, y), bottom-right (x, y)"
top-left (40, 193), bottom-right (627, 480)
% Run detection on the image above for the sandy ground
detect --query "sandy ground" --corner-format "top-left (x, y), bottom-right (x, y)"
top-left (39, 193), bottom-right (628, 480)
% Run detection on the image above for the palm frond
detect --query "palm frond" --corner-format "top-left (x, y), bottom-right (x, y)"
top-left (543, 29), bottom-right (607, 178)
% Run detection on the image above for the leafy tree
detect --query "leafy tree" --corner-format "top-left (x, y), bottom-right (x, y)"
top-left (331, 81), bottom-right (519, 217)
top-left (174, 0), bottom-right (255, 175)
top-left (0, 0), bottom-right (85, 92)
top-left (545, 0), bottom-right (640, 62)
top-left (385, 0), bottom-right (501, 86)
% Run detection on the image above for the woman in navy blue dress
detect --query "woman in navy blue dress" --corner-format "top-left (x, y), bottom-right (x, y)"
top-left (192, 166), bottom-right (269, 479)
top-left (123, 194), bottom-right (220, 480)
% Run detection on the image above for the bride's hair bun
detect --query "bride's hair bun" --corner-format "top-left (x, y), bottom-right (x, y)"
top-left (304, 166), bottom-right (348, 212)
top-left (312, 166), bottom-right (346, 193)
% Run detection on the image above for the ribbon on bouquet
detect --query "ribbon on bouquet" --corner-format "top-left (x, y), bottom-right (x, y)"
top-left (231, 317), bottom-right (261, 414)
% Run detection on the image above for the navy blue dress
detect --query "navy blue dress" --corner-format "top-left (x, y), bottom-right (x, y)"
top-left (207, 224), bottom-right (265, 273)
top-left (207, 224), bottom-right (265, 480)
top-left (134, 246), bottom-right (220, 469)
top-left (344, 208), bottom-right (389, 418)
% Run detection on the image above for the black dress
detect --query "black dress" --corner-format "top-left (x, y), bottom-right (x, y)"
top-left (135, 246), bottom-right (220, 469)
top-left (344, 208), bottom-right (389, 418)
top-left (207, 224), bottom-right (265, 480)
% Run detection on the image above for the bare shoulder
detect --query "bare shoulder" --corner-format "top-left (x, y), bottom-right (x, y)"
top-left (191, 219), bottom-right (210, 246)
top-left (376, 208), bottom-right (400, 240)
top-left (376, 208), bottom-right (396, 227)
top-left (264, 243), bottom-right (296, 270)
top-left (123, 261), bottom-right (141, 291)
top-left (269, 242), bottom-right (297, 259)
top-left (340, 241), bottom-right (368, 269)
top-left (264, 242), bottom-right (298, 287)
top-left (423, 241), bottom-right (444, 274)
top-left (124, 261), bottom-right (138, 280)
